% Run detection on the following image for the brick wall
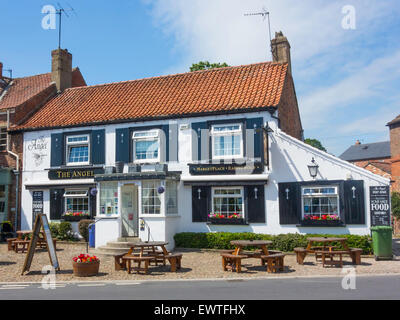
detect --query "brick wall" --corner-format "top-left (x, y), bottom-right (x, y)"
top-left (390, 122), bottom-right (400, 158)
top-left (277, 73), bottom-right (303, 140)
top-left (391, 156), bottom-right (400, 193)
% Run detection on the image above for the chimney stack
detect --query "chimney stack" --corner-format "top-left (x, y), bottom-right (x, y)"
top-left (51, 48), bottom-right (72, 92)
top-left (271, 31), bottom-right (292, 75)
top-left (0, 62), bottom-right (3, 79)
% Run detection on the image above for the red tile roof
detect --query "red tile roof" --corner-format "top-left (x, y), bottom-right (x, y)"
top-left (388, 114), bottom-right (400, 126)
top-left (0, 68), bottom-right (86, 111)
top-left (14, 62), bottom-right (288, 131)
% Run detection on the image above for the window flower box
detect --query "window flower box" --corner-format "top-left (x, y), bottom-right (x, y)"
top-left (300, 215), bottom-right (344, 227)
top-left (207, 213), bottom-right (247, 225)
top-left (62, 211), bottom-right (90, 222)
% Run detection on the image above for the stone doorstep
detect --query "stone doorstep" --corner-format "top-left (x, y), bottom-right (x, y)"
top-left (94, 246), bottom-right (130, 256)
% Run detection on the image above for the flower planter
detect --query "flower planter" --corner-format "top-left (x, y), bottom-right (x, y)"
top-left (208, 218), bottom-right (247, 225)
top-left (300, 220), bottom-right (344, 227)
top-left (72, 260), bottom-right (100, 277)
top-left (63, 216), bottom-right (90, 222)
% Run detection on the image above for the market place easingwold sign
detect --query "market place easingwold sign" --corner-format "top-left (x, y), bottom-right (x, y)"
top-left (370, 186), bottom-right (391, 226)
top-left (48, 167), bottom-right (105, 180)
top-left (189, 162), bottom-right (264, 175)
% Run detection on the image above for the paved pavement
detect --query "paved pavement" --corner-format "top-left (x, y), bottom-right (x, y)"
top-left (1, 274), bottom-right (400, 300)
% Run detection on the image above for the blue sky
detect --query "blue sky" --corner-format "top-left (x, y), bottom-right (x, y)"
top-left (1, 0), bottom-right (400, 156)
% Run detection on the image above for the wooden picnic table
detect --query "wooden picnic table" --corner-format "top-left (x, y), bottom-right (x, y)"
top-left (127, 241), bottom-right (169, 256)
top-left (118, 241), bottom-right (182, 274)
top-left (294, 237), bottom-right (362, 267)
top-left (16, 230), bottom-right (34, 240)
top-left (306, 237), bottom-right (350, 252)
top-left (230, 240), bottom-right (273, 257)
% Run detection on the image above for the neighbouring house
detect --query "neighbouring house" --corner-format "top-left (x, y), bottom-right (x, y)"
top-left (0, 49), bottom-right (86, 229)
top-left (388, 115), bottom-right (400, 193)
top-left (10, 33), bottom-right (389, 250)
top-left (340, 140), bottom-right (393, 184)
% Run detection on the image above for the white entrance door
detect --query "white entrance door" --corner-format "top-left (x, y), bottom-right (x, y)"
top-left (121, 184), bottom-right (138, 237)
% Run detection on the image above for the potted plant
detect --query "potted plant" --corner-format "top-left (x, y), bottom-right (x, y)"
top-left (72, 254), bottom-right (100, 277)
top-left (62, 211), bottom-right (90, 222)
top-left (207, 212), bottom-right (246, 225)
top-left (301, 214), bottom-right (344, 226)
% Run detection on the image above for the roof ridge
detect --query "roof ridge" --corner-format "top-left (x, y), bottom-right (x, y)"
top-left (63, 61), bottom-right (287, 92)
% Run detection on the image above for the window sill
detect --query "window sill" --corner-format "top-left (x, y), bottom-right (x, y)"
top-left (207, 218), bottom-right (248, 225)
top-left (94, 215), bottom-right (119, 219)
top-left (297, 220), bottom-right (345, 227)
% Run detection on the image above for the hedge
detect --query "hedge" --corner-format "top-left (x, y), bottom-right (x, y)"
top-left (174, 232), bottom-right (373, 254)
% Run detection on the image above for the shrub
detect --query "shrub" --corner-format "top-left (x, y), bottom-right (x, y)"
top-left (392, 192), bottom-right (400, 219)
top-left (49, 222), bottom-right (60, 239)
top-left (174, 232), bottom-right (373, 254)
top-left (78, 219), bottom-right (94, 242)
top-left (57, 221), bottom-right (75, 241)
top-left (0, 221), bottom-right (13, 233)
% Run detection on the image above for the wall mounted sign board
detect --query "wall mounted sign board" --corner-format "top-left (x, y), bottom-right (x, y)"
top-left (370, 186), bottom-right (391, 226)
top-left (48, 167), bottom-right (105, 180)
top-left (189, 162), bottom-right (264, 175)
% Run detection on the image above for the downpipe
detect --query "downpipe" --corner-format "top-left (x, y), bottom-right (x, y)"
top-left (6, 110), bottom-right (19, 234)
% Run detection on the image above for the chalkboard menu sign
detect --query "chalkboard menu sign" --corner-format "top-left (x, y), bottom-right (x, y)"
top-left (370, 186), bottom-right (391, 226)
top-left (32, 191), bottom-right (43, 225)
top-left (21, 214), bottom-right (60, 275)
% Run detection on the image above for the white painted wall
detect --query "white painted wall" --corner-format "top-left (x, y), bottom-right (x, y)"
top-left (19, 110), bottom-right (390, 249)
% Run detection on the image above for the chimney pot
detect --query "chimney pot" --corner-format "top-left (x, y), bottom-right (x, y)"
top-left (51, 49), bottom-right (72, 92)
top-left (355, 140), bottom-right (361, 145)
top-left (271, 31), bottom-right (292, 75)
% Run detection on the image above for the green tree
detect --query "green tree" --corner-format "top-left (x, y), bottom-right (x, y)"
top-left (190, 61), bottom-right (229, 72)
top-left (304, 138), bottom-right (327, 152)
top-left (392, 192), bottom-right (400, 219)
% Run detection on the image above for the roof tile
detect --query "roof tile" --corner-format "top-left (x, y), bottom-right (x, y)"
top-left (14, 62), bottom-right (288, 131)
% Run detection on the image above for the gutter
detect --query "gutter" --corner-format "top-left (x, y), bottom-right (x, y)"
top-left (6, 109), bottom-right (19, 233)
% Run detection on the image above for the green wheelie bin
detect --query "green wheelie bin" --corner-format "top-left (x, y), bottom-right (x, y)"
top-left (371, 226), bottom-right (393, 260)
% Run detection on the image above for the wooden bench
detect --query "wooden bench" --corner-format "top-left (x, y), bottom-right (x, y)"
top-left (315, 250), bottom-right (349, 268)
top-left (122, 256), bottom-right (153, 274)
top-left (13, 240), bottom-right (30, 253)
top-left (113, 253), bottom-right (128, 271)
top-left (294, 247), bottom-right (308, 264)
top-left (165, 253), bottom-right (183, 272)
top-left (145, 250), bottom-right (166, 266)
top-left (260, 253), bottom-right (285, 273)
top-left (349, 248), bottom-right (363, 265)
top-left (221, 253), bottom-right (248, 273)
top-left (7, 238), bottom-right (17, 251)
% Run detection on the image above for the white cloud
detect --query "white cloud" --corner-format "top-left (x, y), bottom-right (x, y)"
top-left (144, 0), bottom-right (400, 154)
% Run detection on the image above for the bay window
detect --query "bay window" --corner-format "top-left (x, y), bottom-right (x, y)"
top-left (211, 187), bottom-right (244, 218)
top-left (302, 186), bottom-right (340, 220)
top-left (66, 134), bottom-right (90, 165)
top-left (141, 180), bottom-right (161, 214)
top-left (211, 124), bottom-right (243, 159)
top-left (132, 130), bottom-right (160, 163)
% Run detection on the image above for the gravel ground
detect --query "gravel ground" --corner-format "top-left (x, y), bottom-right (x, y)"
top-left (0, 242), bottom-right (399, 283)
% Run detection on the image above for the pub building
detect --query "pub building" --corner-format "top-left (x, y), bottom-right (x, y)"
top-left (12, 34), bottom-right (390, 250)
